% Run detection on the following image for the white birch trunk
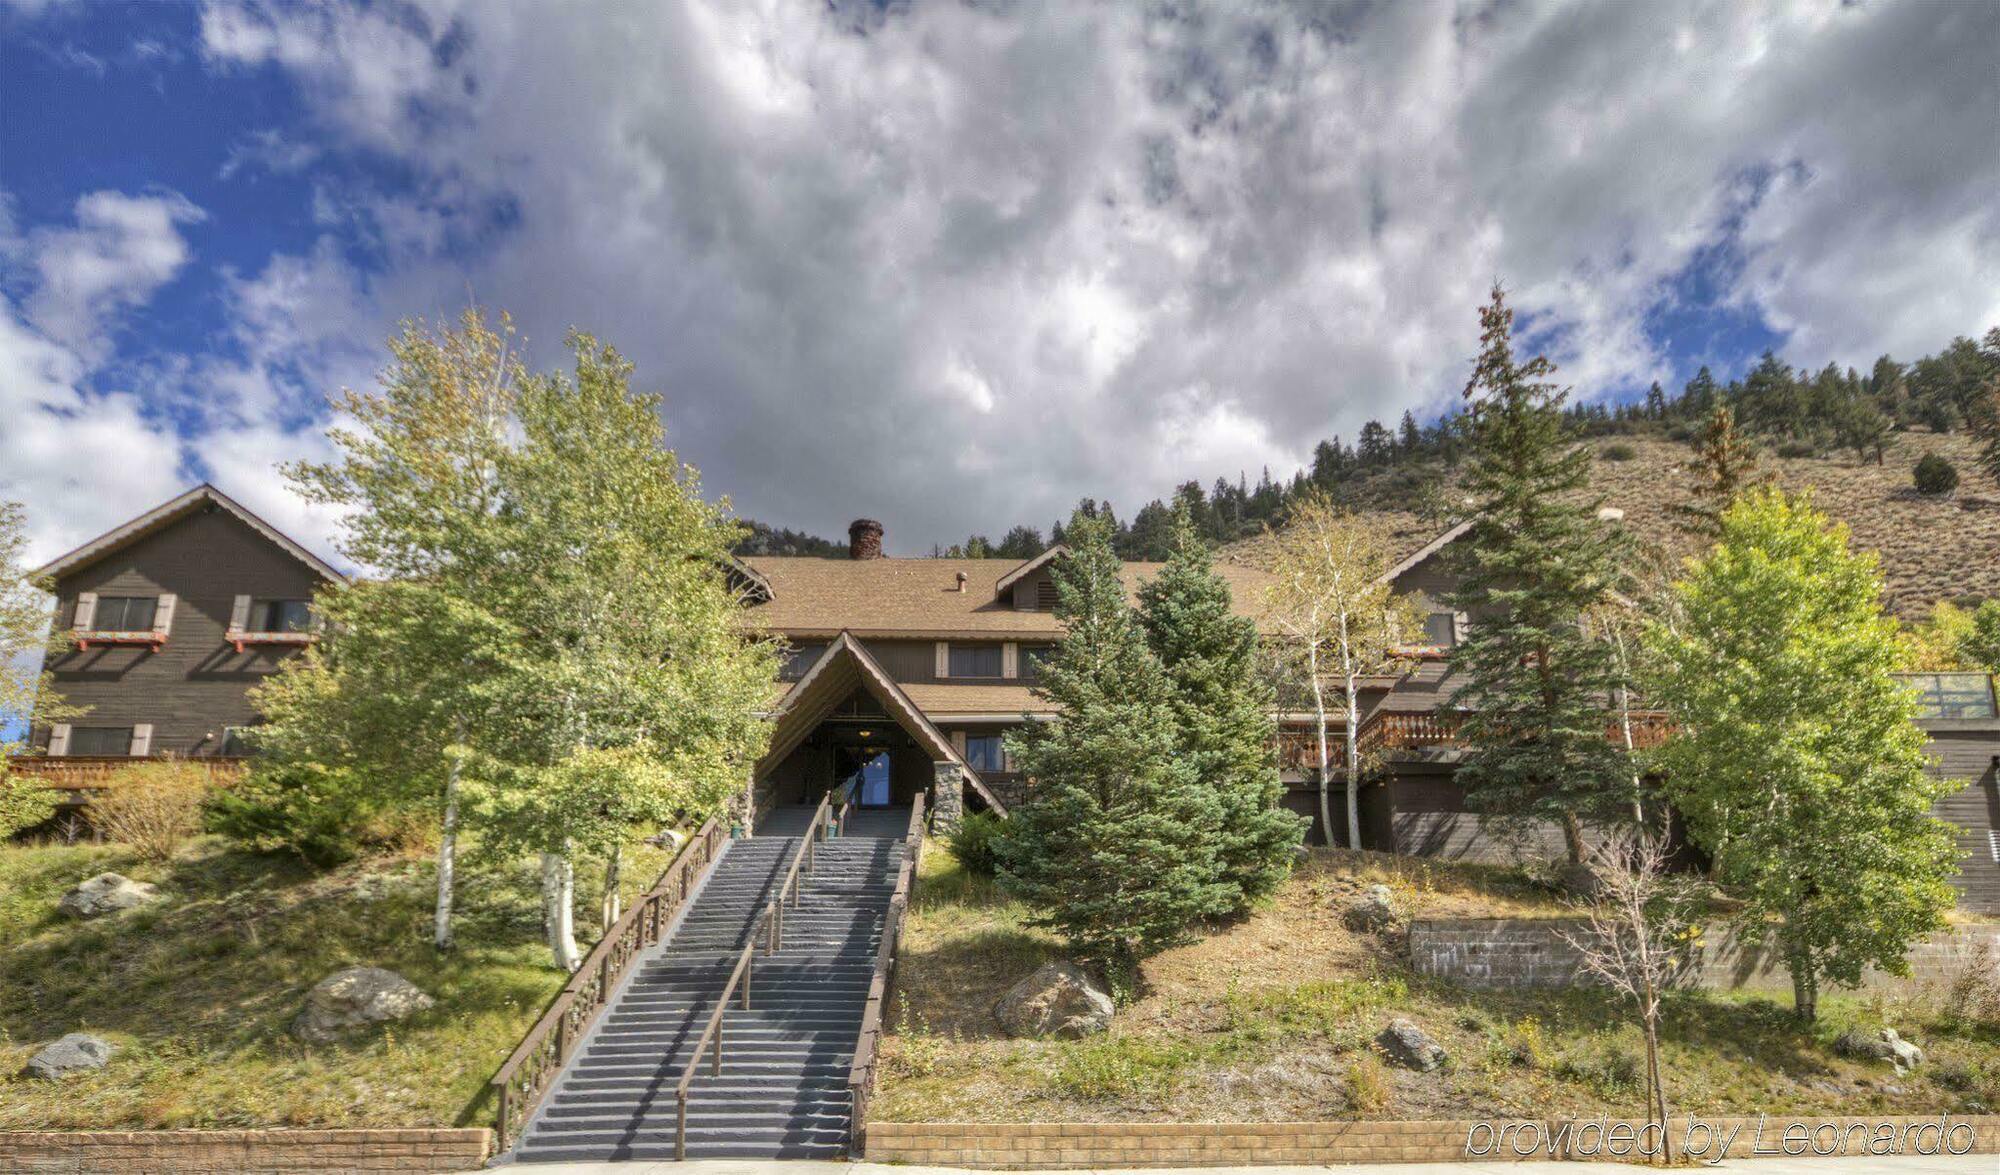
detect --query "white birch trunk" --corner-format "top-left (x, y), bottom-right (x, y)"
top-left (601, 841), bottom-right (623, 931)
top-left (542, 849), bottom-right (582, 972)
top-left (1307, 640), bottom-right (1333, 848)
top-left (433, 752), bottom-right (460, 950)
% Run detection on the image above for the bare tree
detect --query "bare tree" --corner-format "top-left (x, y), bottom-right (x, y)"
top-left (1558, 830), bottom-right (1697, 1165)
top-left (1263, 494), bottom-right (1421, 848)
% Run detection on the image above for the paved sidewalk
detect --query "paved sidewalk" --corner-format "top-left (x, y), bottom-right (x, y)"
top-left (481, 1155), bottom-right (1997, 1174)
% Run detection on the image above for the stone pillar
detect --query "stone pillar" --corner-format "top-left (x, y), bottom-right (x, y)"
top-left (931, 761), bottom-right (964, 832)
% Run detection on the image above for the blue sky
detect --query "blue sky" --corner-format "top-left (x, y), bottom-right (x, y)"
top-left (1, 0), bottom-right (1994, 564)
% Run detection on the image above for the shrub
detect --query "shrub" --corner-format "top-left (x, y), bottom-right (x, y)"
top-left (948, 810), bottom-right (1010, 876)
top-left (1776, 440), bottom-right (1819, 459)
top-left (91, 760), bottom-right (212, 861)
top-left (1914, 453), bottom-right (1960, 495)
top-left (1601, 441), bottom-right (1637, 461)
top-left (1342, 1054), bottom-right (1392, 1113)
top-left (0, 773), bottom-right (61, 838)
top-left (208, 761), bottom-right (379, 867)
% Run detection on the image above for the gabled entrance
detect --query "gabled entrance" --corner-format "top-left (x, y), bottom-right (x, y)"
top-left (753, 632), bottom-right (1003, 822)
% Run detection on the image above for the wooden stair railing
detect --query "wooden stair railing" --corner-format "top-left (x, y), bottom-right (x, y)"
top-left (490, 814), bottom-right (725, 1154)
top-left (673, 784), bottom-right (844, 1161)
top-left (846, 790), bottom-right (928, 1156)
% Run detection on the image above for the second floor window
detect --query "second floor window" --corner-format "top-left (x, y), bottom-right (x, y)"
top-left (948, 644), bottom-right (1003, 678)
top-left (253, 599), bottom-right (314, 633)
top-left (91, 596), bottom-right (156, 631)
top-left (69, 726), bottom-right (134, 755)
top-left (1423, 612), bottom-right (1457, 646)
top-left (781, 641), bottom-right (827, 680)
top-left (1021, 644), bottom-right (1056, 680)
top-left (964, 733), bottom-right (1005, 772)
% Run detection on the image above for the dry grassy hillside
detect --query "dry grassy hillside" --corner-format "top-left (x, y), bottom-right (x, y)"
top-left (1225, 433), bottom-right (2000, 618)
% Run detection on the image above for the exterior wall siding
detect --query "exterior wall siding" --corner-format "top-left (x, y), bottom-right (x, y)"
top-left (35, 506), bottom-right (332, 758)
top-left (1924, 724), bottom-right (2000, 914)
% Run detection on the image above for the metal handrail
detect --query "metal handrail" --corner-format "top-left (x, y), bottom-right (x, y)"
top-left (846, 790), bottom-right (928, 1156)
top-left (491, 814), bottom-right (725, 1153)
top-left (672, 785), bottom-right (843, 1160)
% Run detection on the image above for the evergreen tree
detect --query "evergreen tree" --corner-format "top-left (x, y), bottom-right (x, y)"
top-left (998, 510), bottom-right (1231, 985)
top-left (1398, 410), bottom-right (1421, 452)
top-left (1974, 327), bottom-right (2000, 489)
top-left (1445, 286), bottom-right (1634, 863)
top-left (996, 525), bottom-right (1044, 560)
top-left (1647, 489), bottom-right (1958, 1021)
top-left (1138, 508), bottom-right (1304, 905)
top-left (1668, 405), bottom-right (1767, 539)
top-left (1644, 382), bottom-right (1667, 419)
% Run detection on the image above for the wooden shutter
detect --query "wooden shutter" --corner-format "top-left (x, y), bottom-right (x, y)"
top-left (1453, 611), bottom-right (1471, 644)
top-left (229, 594), bottom-right (252, 633)
top-left (129, 724), bottom-right (153, 757)
top-left (934, 641), bottom-right (950, 679)
top-left (1002, 643), bottom-right (1019, 679)
top-left (152, 594), bottom-right (177, 637)
top-left (950, 730), bottom-right (967, 757)
top-left (46, 723), bottom-right (71, 756)
top-left (71, 593), bottom-right (97, 632)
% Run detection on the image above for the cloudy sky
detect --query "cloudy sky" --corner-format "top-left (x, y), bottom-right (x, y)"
top-left (1, 0), bottom-right (1996, 563)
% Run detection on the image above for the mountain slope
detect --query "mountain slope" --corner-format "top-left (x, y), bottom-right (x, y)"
top-left (1225, 433), bottom-right (2000, 618)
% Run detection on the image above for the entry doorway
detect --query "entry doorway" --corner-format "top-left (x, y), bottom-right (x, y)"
top-left (842, 750), bottom-right (893, 807)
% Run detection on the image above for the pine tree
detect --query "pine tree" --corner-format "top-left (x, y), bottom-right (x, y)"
top-left (1446, 286), bottom-right (1634, 863)
top-left (1668, 405), bottom-right (1767, 539)
top-left (1138, 508), bottom-right (1304, 906)
top-left (999, 510), bottom-right (1231, 985)
top-left (1647, 489), bottom-right (1958, 1021)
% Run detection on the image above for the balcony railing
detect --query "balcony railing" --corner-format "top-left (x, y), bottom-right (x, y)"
top-left (6, 756), bottom-right (249, 791)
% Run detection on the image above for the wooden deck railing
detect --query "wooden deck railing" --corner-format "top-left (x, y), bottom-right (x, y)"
top-left (1279, 709), bottom-right (1677, 773)
top-left (846, 790), bottom-right (927, 1155)
top-left (6, 756), bottom-right (248, 791)
top-left (672, 785), bottom-right (844, 1161)
top-left (490, 814), bottom-right (725, 1154)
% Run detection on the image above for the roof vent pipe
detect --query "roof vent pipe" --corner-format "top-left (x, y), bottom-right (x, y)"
top-left (848, 518), bottom-right (884, 560)
top-left (955, 571), bottom-right (969, 592)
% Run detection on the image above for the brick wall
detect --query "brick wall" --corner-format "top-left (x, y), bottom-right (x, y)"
top-left (0, 1128), bottom-right (490, 1173)
top-left (865, 1116), bottom-right (2000, 1168)
top-left (1408, 918), bottom-right (2000, 992)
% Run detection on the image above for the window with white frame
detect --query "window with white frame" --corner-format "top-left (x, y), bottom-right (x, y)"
top-left (947, 644), bottom-right (1003, 678)
top-left (964, 733), bottom-right (1006, 773)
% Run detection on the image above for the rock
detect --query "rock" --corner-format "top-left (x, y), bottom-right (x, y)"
top-left (1345, 884), bottom-right (1399, 932)
top-left (994, 962), bottom-right (1114, 1040)
top-left (25, 1033), bottom-right (114, 1079)
top-left (1557, 862), bottom-right (1604, 900)
top-left (1376, 1017), bottom-right (1448, 1072)
top-left (57, 873), bottom-right (158, 919)
top-left (292, 967), bottom-right (435, 1042)
top-left (1835, 1027), bottom-right (1925, 1074)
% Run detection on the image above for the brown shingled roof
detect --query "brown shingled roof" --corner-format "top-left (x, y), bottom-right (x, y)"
top-left (739, 555), bottom-right (1279, 637)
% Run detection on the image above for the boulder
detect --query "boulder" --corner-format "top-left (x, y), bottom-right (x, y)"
top-left (1835, 1027), bottom-right (1924, 1074)
top-left (1345, 884), bottom-right (1399, 932)
top-left (25, 1033), bottom-right (114, 1080)
top-left (994, 962), bottom-right (1114, 1040)
top-left (292, 967), bottom-right (435, 1042)
top-left (1376, 1017), bottom-right (1448, 1072)
top-left (57, 873), bottom-right (158, 919)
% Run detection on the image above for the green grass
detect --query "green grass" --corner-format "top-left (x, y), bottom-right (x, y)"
top-left (0, 834), bottom-right (672, 1129)
top-left (872, 844), bottom-right (2000, 1123)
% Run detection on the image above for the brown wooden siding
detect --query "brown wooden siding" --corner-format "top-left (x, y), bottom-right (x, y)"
top-left (33, 505), bottom-right (331, 758)
top-left (1926, 723), bottom-right (2000, 913)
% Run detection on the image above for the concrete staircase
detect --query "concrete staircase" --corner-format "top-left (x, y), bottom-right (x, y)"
top-left (512, 805), bottom-right (911, 1163)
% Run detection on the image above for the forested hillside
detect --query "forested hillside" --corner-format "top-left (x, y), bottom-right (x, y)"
top-left (740, 327), bottom-right (2000, 609)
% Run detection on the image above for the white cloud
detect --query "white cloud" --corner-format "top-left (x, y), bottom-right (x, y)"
top-left (0, 190), bottom-right (353, 567)
top-left (172, 0), bottom-right (1999, 551)
top-left (23, 190), bottom-right (203, 360)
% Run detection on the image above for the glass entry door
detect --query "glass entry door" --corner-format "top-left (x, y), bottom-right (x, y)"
top-left (848, 751), bottom-right (892, 807)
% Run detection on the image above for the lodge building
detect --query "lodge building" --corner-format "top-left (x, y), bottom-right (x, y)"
top-left (19, 490), bottom-right (2000, 910)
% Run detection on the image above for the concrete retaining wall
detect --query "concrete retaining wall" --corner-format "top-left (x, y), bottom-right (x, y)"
top-left (1408, 918), bottom-right (2000, 992)
top-left (864, 1115), bottom-right (2000, 1168)
top-left (0, 1128), bottom-right (491, 1173)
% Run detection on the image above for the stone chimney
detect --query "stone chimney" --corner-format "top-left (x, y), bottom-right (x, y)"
top-left (848, 518), bottom-right (885, 560)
